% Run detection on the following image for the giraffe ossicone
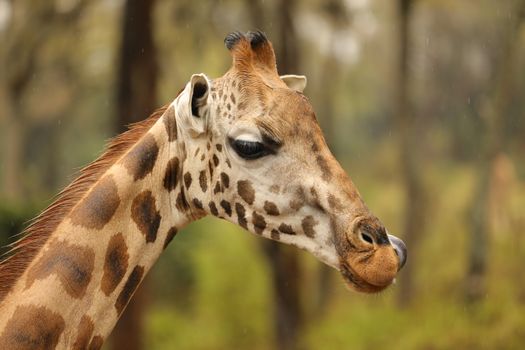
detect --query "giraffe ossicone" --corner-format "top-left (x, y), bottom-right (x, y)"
top-left (0, 31), bottom-right (406, 349)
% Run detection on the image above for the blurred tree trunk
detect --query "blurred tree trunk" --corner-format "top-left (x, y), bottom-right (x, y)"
top-left (262, 242), bottom-right (304, 350)
top-left (395, 0), bottom-right (427, 307)
top-left (111, 0), bottom-right (157, 349)
top-left (115, 0), bottom-right (158, 133)
top-left (465, 0), bottom-right (525, 303)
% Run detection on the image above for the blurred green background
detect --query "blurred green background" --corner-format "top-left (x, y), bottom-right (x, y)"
top-left (1, 0), bottom-right (525, 349)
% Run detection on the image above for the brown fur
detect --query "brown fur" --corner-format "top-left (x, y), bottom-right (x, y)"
top-left (131, 191), bottom-right (161, 243)
top-left (25, 240), bottom-right (95, 299)
top-left (162, 105), bottom-right (178, 142)
top-left (69, 175), bottom-right (121, 229)
top-left (101, 233), bottom-right (129, 296)
top-left (88, 335), bottom-right (104, 350)
top-left (0, 105), bottom-right (168, 302)
top-left (72, 315), bottom-right (95, 350)
top-left (163, 157), bottom-right (180, 191)
top-left (237, 180), bottom-right (255, 205)
top-left (252, 212), bottom-right (266, 234)
top-left (115, 265), bottom-right (144, 315)
top-left (0, 305), bottom-right (65, 349)
top-left (163, 227), bottom-right (178, 250)
top-left (263, 201), bottom-right (280, 216)
top-left (122, 134), bottom-right (160, 181)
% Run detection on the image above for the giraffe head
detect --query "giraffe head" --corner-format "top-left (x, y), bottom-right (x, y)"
top-left (170, 31), bottom-right (406, 293)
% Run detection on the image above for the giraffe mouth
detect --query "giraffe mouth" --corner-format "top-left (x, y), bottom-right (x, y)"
top-left (340, 262), bottom-right (393, 294)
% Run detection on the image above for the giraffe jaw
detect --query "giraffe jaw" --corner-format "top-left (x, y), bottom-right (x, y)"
top-left (340, 262), bottom-right (394, 294)
top-left (272, 232), bottom-right (340, 270)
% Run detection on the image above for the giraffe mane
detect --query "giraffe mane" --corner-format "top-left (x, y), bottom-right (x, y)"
top-left (0, 105), bottom-right (169, 301)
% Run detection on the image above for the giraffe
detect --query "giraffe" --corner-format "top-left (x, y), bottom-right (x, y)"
top-left (0, 31), bottom-right (406, 349)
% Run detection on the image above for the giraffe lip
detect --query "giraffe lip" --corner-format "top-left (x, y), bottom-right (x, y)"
top-left (340, 263), bottom-right (392, 294)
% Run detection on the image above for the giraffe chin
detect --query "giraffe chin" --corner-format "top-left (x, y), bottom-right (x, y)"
top-left (340, 263), bottom-right (394, 294)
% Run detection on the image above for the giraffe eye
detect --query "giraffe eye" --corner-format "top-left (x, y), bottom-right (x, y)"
top-left (230, 139), bottom-right (269, 160)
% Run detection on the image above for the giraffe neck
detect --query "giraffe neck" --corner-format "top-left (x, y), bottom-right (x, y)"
top-left (0, 104), bottom-right (189, 348)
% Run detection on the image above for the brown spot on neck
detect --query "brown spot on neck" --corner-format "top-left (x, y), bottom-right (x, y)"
top-left (163, 157), bottom-right (180, 191)
top-left (199, 170), bottom-right (208, 192)
top-left (89, 335), bottom-right (104, 349)
top-left (184, 172), bottom-right (192, 189)
top-left (115, 265), bottom-right (145, 315)
top-left (163, 227), bottom-right (178, 249)
top-left (101, 233), bottom-right (129, 296)
top-left (26, 240), bottom-right (95, 299)
top-left (70, 175), bottom-right (120, 230)
top-left (72, 315), bottom-right (95, 350)
top-left (0, 305), bottom-right (65, 349)
top-left (163, 105), bottom-right (178, 141)
top-left (122, 133), bottom-right (159, 181)
top-left (131, 191), bottom-right (161, 243)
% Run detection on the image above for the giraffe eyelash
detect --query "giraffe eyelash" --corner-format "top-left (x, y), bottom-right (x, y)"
top-left (228, 137), bottom-right (273, 160)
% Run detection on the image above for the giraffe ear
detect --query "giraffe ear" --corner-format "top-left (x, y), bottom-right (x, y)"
top-left (175, 73), bottom-right (210, 137)
top-left (280, 74), bottom-right (307, 92)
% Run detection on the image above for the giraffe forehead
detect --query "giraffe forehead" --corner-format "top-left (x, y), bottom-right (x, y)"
top-left (219, 85), bottom-right (320, 146)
